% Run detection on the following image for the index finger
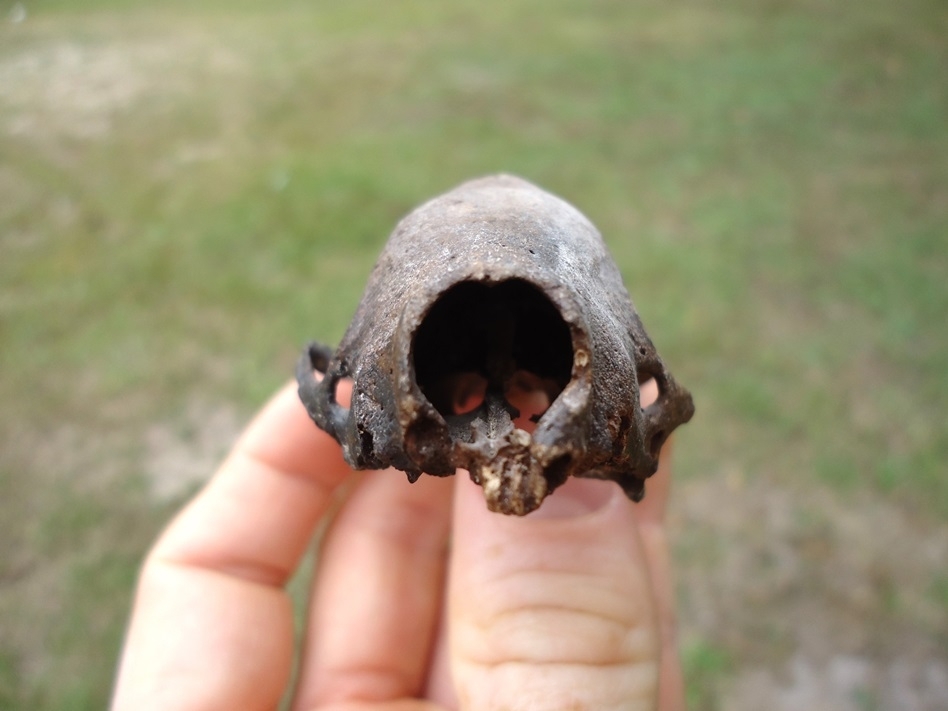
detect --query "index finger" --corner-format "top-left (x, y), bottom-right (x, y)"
top-left (152, 380), bottom-right (354, 583)
top-left (112, 381), bottom-right (355, 711)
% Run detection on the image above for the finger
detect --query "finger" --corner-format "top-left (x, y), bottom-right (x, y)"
top-left (637, 376), bottom-right (684, 708)
top-left (113, 381), bottom-right (355, 711)
top-left (154, 381), bottom-right (356, 582)
top-left (316, 702), bottom-right (447, 711)
top-left (447, 476), bottom-right (660, 710)
top-left (422, 599), bottom-right (454, 707)
top-left (636, 440), bottom-right (685, 711)
top-left (292, 470), bottom-right (454, 709)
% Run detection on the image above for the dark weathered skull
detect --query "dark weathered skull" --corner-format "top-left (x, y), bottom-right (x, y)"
top-left (297, 175), bottom-right (694, 515)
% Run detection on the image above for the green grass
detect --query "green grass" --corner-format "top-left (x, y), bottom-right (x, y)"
top-left (1, 0), bottom-right (946, 708)
top-left (683, 640), bottom-right (734, 711)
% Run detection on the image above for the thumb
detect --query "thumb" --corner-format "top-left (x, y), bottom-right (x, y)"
top-left (447, 475), bottom-right (660, 711)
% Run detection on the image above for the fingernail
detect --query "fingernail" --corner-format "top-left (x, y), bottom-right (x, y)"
top-left (527, 477), bottom-right (619, 520)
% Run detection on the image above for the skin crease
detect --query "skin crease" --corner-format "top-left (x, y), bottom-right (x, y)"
top-left (111, 377), bottom-right (682, 711)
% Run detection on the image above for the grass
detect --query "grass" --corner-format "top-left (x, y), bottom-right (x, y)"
top-left (683, 640), bottom-right (734, 711)
top-left (1, 0), bottom-right (946, 708)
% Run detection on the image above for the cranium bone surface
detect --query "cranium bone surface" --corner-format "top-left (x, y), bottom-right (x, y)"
top-left (297, 175), bottom-right (694, 515)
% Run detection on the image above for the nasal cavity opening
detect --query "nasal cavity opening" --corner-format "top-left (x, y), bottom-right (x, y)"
top-left (412, 279), bottom-right (574, 429)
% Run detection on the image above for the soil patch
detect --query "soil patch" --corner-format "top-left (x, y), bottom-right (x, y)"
top-left (672, 473), bottom-right (948, 709)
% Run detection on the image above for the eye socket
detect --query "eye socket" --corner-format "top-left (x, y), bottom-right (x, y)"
top-left (412, 279), bottom-right (573, 427)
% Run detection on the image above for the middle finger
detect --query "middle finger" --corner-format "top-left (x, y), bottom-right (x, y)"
top-left (292, 469), bottom-right (454, 709)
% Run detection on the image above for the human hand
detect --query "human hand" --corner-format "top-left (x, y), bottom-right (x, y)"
top-left (112, 379), bottom-right (683, 710)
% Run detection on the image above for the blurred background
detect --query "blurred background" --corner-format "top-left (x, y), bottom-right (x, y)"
top-left (1, 0), bottom-right (945, 709)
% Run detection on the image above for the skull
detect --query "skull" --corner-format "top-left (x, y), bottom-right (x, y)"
top-left (297, 175), bottom-right (694, 515)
